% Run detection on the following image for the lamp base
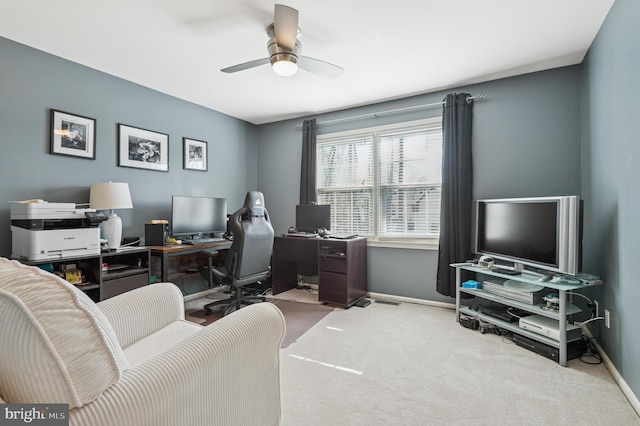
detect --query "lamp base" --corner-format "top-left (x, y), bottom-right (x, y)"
top-left (102, 211), bottom-right (123, 249)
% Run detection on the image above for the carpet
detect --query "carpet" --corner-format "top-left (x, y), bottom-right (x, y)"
top-left (188, 299), bottom-right (334, 348)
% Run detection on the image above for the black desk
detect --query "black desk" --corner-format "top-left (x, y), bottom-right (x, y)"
top-left (272, 235), bottom-right (367, 307)
top-left (148, 241), bottom-right (231, 284)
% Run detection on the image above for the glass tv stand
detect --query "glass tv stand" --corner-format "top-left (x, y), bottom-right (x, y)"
top-left (451, 263), bottom-right (599, 367)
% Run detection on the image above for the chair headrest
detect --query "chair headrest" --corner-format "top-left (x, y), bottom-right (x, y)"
top-left (244, 191), bottom-right (266, 217)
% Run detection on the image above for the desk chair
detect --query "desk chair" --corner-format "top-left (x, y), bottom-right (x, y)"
top-left (204, 191), bottom-right (274, 316)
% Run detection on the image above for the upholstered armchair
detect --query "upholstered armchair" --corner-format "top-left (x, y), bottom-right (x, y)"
top-left (0, 258), bottom-right (285, 426)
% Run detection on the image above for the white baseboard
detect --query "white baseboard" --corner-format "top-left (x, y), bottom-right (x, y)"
top-left (580, 325), bottom-right (640, 417)
top-left (367, 292), bottom-right (456, 310)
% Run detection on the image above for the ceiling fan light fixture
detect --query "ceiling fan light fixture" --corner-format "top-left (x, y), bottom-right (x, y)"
top-left (221, 7), bottom-right (343, 79)
top-left (268, 35), bottom-right (301, 77)
top-left (271, 55), bottom-right (298, 77)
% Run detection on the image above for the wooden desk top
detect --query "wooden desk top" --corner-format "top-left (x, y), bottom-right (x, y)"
top-left (147, 241), bottom-right (231, 253)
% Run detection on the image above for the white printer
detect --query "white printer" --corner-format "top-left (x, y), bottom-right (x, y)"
top-left (11, 201), bottom-right (102, 261)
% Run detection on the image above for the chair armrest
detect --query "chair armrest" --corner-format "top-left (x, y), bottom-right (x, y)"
top-left (97, 282), bottom-right (184, 349)
top-left (71, 302), bottom-right (286, 426)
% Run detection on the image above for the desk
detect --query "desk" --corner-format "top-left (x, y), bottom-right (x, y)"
top-left (273, 236), bottom-right (367, 307)
top-left (148, 241), bottom-right (231, 284)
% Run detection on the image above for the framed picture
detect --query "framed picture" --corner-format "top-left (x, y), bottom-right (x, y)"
top-left (50, 109), bottom-right (96, 159)
top-left (183, 137), bottom-right (208, 171)
top-left (118, 124), bottom-right (169, 172)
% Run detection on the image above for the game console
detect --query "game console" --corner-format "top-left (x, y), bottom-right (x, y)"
top-left (518, 315), bottom-right (582, 341)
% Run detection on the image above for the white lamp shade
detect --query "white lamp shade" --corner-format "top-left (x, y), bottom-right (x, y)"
top-left (90, 182), bottom-right (133, 210)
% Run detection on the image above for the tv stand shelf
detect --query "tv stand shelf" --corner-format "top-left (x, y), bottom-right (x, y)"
top-left (459, 288), bottom-right (581, 320)
top-left (451, 263), bottom-right (597, 367)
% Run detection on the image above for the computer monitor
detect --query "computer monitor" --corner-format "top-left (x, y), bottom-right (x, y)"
top-left (171, 196), bottom-right (228, 237)
top-left (296, 204), bottom-right (331, 233)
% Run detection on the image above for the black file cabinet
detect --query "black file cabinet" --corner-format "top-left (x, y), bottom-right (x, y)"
top-left (318, 237), bottom-right (367, 307)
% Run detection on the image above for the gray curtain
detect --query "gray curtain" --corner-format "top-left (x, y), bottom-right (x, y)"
top-left (300, 118), bottom-right (317, 204)
top-left (437, 93), bottom-right (474, 296)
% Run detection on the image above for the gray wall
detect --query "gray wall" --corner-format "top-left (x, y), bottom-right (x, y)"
top-left (0, 36), bottom-right (258, 257)
top-left (581, 0), bottom-right (640, 401)
top-left (258, 66), bottom-right (583, 304)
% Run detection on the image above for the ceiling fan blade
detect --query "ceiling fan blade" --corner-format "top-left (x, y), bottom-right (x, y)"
top-left (298, 56), bottom-right (344, 79)
top-left (274, 4), bottom-right (298, 50)
top-left (221, 58), bottom-right (270, 73)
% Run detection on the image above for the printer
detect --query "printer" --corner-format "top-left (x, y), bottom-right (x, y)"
top-left (11, 201), bottom-right (102, 261)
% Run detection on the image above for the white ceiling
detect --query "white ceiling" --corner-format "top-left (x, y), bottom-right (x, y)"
top-left (0, 1), bottom-right (614, 125)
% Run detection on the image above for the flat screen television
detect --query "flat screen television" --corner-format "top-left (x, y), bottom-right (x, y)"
top-left (473, 195), bottom-right (582, 276)
top-left (171, 196), bottom-right (228, 237)
top-left (296, 204), bottom-right (331, 233)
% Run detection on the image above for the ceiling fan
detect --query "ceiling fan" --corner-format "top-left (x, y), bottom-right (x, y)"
top-left (221, 4), bottom-right (344, 79)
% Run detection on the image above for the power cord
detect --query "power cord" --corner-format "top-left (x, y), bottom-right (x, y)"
top-left (579, 336), bottom-right (602, 365)
top-left (575, 316), bottom-right (604, 327)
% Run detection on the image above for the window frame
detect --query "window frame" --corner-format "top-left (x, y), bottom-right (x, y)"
top-left (316, 117), bottom-right (442, 249)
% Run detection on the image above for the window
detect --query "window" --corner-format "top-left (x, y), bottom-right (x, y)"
top-left (317, 118), bottom-right (442, 242)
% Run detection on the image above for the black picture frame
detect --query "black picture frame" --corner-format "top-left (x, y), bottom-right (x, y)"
top-left (50, 109), bottom-right (96, 159)
top-left (183, 137), bottom-right (208, 171)
top-left (118, 123), bottom-right (169, 172)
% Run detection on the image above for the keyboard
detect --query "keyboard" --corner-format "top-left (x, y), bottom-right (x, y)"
top-left (183, 237), bottom-right (227, 245)
top-left (286, 232), bottom-right (318, 238)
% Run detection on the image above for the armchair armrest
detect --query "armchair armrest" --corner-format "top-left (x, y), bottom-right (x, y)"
top-left (97, 282), bottom-right (184, 349)
top-left (71, 302), bottom-right (286, 426)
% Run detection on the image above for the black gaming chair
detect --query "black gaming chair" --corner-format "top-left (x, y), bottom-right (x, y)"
top-left (204, 191), bottom-right (274, 316)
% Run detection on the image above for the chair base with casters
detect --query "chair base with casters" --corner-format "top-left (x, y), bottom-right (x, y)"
top-left (204, 282), bottom-right (266, 316)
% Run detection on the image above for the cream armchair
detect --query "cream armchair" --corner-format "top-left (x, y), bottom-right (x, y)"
top-left (0, 258), bottom-right (285, 426)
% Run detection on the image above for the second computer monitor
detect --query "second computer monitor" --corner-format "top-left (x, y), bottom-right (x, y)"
top-left (296, 204), bottom-right (331, 233)
top-left (171, 195), bottom-right (228, 237)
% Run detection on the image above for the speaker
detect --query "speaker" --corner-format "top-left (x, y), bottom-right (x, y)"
top-left (145, 223), bottom-right (169, 246)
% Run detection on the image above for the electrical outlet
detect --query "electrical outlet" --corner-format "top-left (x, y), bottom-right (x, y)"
top-left (594, 300), bottom-right (599, 317)
top-left (605, 309), bottom-right (610, 328)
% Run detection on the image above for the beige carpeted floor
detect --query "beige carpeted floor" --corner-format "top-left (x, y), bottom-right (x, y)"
top-left (279, 299), bottom-right (640, 426)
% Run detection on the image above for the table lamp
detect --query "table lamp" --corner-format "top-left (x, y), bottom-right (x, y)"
top-left (90, 182), bottom-right (133, 249)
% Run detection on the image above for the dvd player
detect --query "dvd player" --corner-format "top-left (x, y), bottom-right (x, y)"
top-left (512, 333), bottom-right (586, 363)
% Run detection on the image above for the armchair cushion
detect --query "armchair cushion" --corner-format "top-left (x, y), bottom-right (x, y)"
top-left (122, 320), bottom-right (201, 367)
top-left (0, 258), bottom-right (128, 408)
top-left (97, 282), bottom-right (185, 349)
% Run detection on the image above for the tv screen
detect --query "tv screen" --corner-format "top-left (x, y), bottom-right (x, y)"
top-left (296, 204), bottom-right (331, 233)
top-left (171, 196), bottom-right (228, 237)
top-left (474, 196), bottom-right (582, 275)
top-left (478, 201), bottom-right (557, 266)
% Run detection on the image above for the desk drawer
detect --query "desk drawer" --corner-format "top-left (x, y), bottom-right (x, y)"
top-left (319, 271), bottom-right (347, 306)
top-left (101, 273), bottom-right (149, 300)
top-left (319, 256), bottom-right (347, 273)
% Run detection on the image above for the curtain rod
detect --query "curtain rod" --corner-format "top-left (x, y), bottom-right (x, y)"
top-left (296, 93), bottom-right (487, 128)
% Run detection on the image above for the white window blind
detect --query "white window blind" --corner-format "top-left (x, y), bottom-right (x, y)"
top-left (317, 135), bottom-right (374, 235)
top-left (317, 118), bottom-right (442, 241)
